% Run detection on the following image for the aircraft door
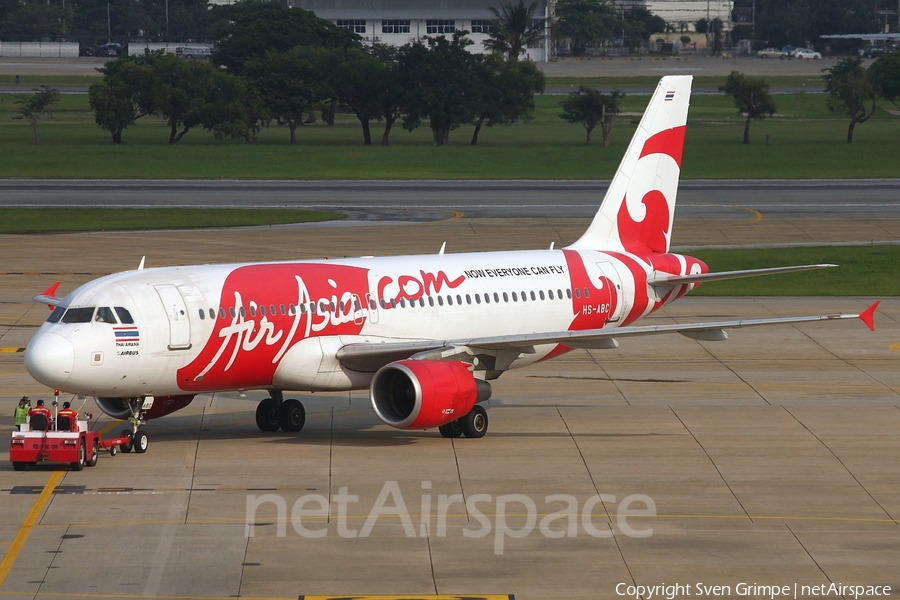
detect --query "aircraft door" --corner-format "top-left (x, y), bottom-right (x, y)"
top-left (595, 261), bottom-right (626, 323)
top-left (365, 293), bottom-right (379, 324)
top-left (155, 284), bottom-right (192, 350)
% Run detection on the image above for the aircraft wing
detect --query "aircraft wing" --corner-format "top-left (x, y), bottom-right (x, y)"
top-left (336, 301), bottom-right (879, 373)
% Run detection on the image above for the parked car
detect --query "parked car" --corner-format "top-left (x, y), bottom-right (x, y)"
top-left (757, 47), bottom-right (785, 59)
top-left (93, 42), bottom-right (123, 57)
top-left (794, 48), bottom-right (821, 60)
top-left (859, 46), bottom-right (884, 58)
top-left (176, 46), bottom-right (213, 60)
top-left (781, 45), bottom-right (797, 56)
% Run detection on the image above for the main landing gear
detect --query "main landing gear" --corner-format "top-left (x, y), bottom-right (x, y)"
top-left (255, 391), bottom-right (306, 433)
top-left (439, 405), bottom-right (488, 439)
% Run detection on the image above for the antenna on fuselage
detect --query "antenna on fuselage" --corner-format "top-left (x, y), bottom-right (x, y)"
top-left (138, 256), bottom-right (145, 270)
top-left (439, 242), bottom-right (446, 255)
top-left (549, 242), bottom-right (555, 250)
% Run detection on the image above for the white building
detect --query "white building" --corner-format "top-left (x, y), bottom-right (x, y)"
top-left (617, 0), bottom-right (733, 30)
top-left (290, 0), bottom-right (552, 61)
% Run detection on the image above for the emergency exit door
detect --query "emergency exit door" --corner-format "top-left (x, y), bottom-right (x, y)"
top-left (155, 285), bottom-right (192, 350)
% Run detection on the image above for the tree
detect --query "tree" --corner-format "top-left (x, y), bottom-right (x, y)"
top-left (719, 71), bottom-right (777, 144)
top-left (244, 48), bottom-right (323, 145)
top-left (555, 0), bottom-right (617, 55)
top-left (398, 33), bottom-right (483, 146)
top-left (470, 53), bottom-right (545, 145)
top-left (13, 86), bottom-right (59, 143)
top-left (327, 47), bottom-right (389, 146)
top-left (620, 6), bottom-right (666, 49)
top-left (823, 57), bottom-right (878, 143)
top-left (869, 51), bottom-right (900, 109)
top-left (369, 44), bottom-right (407, 146)
top-left (212, 5), bottom-right (360, 75)
top-left (484, 0), bottom-right (545, 60)
top-left (559, 86), bottom-right (623, 145)
top-left (88, 52), bottom-right (162, 144)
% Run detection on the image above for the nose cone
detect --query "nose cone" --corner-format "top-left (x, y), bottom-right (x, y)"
top-left (25, 332), bottom-right (75, 388)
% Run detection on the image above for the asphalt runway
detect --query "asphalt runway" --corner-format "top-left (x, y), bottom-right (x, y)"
top-left (3, 179), bottom-right (900, 221)
top-left (0, 215), bottom-right (898, 599)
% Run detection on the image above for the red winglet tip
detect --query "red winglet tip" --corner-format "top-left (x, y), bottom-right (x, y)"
top-left (42, 282), bottom-right (61, 297)
top-left (859, 300), bottom-right (879, 332)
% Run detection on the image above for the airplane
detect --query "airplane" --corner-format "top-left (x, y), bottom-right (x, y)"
top-left (23, 75), bottom-right (878, 449)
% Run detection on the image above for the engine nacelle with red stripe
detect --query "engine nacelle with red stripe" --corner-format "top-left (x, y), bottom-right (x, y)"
top-left (370, 360), bottom-right (491, 430)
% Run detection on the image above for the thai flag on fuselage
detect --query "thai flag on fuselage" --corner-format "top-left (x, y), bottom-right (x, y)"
top-left (664, 91), bottom-right (676, 101)
top-left (114, 326), bottom-right (140, 343)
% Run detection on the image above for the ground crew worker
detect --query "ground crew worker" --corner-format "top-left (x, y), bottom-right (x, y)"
top-left (28, 399), bottom-right (51, 431)
top-left (57, 401), bottom-right (79, 431)
top-left (14, 396), bottom-right (30, 430)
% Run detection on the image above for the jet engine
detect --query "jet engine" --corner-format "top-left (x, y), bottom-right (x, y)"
top-left (95, 395), bottom-right (195, 420)
top-left (370, 360), bottom-right (491, 430)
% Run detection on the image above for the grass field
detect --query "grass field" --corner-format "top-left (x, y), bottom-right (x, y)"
top-left (0, 207), bottom-right (344, 234)
top-left (689, 245), bottom-right (900, 296)
top-left (0, 91), bottom-right (897, 180)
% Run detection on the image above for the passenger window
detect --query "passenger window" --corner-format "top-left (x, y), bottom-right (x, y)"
top-left (390, 299), bottom-right (396, 309)
top-left (438, 296), bottom-right (444, 306)
top-left (299, 303), bottom-right (307, 314)
top-left (114, 306), bottom-right (135, 324)
top-left (521, 291), bottom-right (528, 301)
top-left (583, 287), bottom-right (590, 299)
top-left (380, 299), bottom-right (387, 309)
top-left (456, 294), bottom-right (462, 305)
top-left (280, 304), bottom-right (286, 315)
top-left (260, 305), bottom-right (267, 317)
top-left (502, 292), bottom-right (508, 302)
top-left (512, 292), bottom-right (518, 302)
top-left (400, 298), bottom-right (406, 308)
top-left (369, 298), bottom-right (377, 310)
top-left (219, 308), bottom-right (226, 319)
top-left (466, 294), bottom-right (471, 305)
top-left (290, 304), bottom-right (297, 315)
top-left (481, 294), bottom-right (487, 304)
top-left (270, 304), bottom-right (277, 316)
top-left (62, 307), bottom-right (95, 324)
top-left (447, 296), bottom-right (453, 306)
top-left (558, 289), bottom-right (563, 299)
top-left (548, 290), bottom-right (554, 300)
top-left (249, 305), bottom-right (257, 317)
top-left (198, 309), bottom-right (205, 320)
top-left (428, 297), bottom-right (434, 307)
top-left (230, 307), bottom-right (236, 318)
top-left (419, 297), bottom-right (425, 307)
top-left (493, 293), bottom-right (499, 303)
top-left (95, 307), bottom-right (117, 323)
top-left (209, 308), bottom-right (215, 319)
top-left (566, 289), bottom-right (572, 299)
top-left (533, 291), bottom-right (539, 301)
top-left (47, 306), bottom-right (65, 323)
top-left (574, 288), bottom-right (581, 299)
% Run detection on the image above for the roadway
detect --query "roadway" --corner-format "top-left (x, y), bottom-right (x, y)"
top-left (3, 179), bottom-right (900, 221)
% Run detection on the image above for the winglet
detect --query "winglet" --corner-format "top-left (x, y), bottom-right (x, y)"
top-left (34, 282), bottom-right (62, 310)
top-left (858, 301), bottom-right (879, 332)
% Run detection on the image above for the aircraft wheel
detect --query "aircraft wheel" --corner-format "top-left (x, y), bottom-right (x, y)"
top-left (87, 440), bottom-right (99, 466)
top-left (132, 429), bottom-right (149, 454)
top-left (120, 430), bottom-right (133, 453)
top-left (109, 445), bottom-right (118, 457)
top-left (72, 443), bottom-right (86, 471)
top-left (439, 420), bottom-right (463, 438)
top-left (255, 398), bottom-right (280, 432)
top-left (12, 462), bottom-right (26, 471)
top-left (460, 405), bottom-right (488, 439)
top-left (279, 399), bottom-right (306, 433)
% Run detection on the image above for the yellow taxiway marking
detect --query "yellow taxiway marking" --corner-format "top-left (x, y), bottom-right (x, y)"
top-left (0, 348), bottom-right (25, 354)
top-left (888, 343), bottom-right (900, 351)
top-left (0, 470), bottom-right (64, 586)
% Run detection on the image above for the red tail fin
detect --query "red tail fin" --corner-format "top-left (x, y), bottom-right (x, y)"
top-left (858, 300), bottom-right (879, 332)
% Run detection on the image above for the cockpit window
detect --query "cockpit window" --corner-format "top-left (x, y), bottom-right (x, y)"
top-left (47, 306), bottom-right (65, 323)
top-left (114, 307), bottom-right (135, 324)
top-left (95, 307), bottom-right (118, 324)
top-left (61, 307), bottom-right (95, 323)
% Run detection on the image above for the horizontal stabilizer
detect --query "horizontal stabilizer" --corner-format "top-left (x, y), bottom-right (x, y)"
top-left (648, 264), bottom-right (837, 287)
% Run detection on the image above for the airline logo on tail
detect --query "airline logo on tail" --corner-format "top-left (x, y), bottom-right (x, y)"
top-left (568, 76), bottom-right (692, 254)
